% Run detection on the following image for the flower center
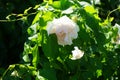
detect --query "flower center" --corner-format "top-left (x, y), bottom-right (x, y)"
top-left (56, 31), bottom-right (66, 43)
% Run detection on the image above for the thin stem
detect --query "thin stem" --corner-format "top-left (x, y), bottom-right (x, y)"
top-left (0, 11), bottom-right (37, 22)
top-left (92, 0), bottom-right (95, 7)
top-left (107, 7), bottom-right (120, 20)
top-left (0, 18), bottom-right (23, 22)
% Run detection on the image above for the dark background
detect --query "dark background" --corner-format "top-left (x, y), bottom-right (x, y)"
top-left (0, 0), bottom-right (42, 71)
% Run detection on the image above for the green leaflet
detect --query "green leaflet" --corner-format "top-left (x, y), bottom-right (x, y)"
top-left (41, 30), bottom-right (59, 59)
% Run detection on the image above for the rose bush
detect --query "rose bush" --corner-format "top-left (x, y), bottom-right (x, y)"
top-left (2, 0), bottom-right (120, 80)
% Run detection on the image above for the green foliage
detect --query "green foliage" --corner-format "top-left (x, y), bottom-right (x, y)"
top-left (2, 64), bottom-right (36, 80)
top-left (1, 0), bottom-right (120, 80)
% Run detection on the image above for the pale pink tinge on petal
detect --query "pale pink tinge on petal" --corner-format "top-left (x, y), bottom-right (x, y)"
top-left (46, 15), bottom-right (79, 46)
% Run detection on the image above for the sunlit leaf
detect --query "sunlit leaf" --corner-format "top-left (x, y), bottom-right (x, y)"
top-left (52, 1), bottom-right (61, 9)
top-left (32, 12), bottom-right (42, 24)
top-left (96, 69), bottom-right (102, 78)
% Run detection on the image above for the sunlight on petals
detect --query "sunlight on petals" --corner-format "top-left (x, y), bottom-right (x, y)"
top-left (46, 15), bottom-right (79, 46)
top-left (71, 46), bottom-right (84, 60)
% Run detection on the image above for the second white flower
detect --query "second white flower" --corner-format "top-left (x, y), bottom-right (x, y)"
top-left (71, 46), bottom-right (84, 60)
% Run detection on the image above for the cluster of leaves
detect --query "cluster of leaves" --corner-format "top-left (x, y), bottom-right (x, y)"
top-left (1, 0), bottom-right (120, 80)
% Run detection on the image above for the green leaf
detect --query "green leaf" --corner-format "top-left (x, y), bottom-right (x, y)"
top-left (32, 45), bottom-right (39, 67)
top-left (43, 0), bottom-right (53, 4)
top-left (84, 6), bottom-right (97, 14)
top-left (42, 11), bottom-right (54, 22)
top-left (66, 59), bottom-right (79, 72)
top-left (27, 23), bottom-right (39, 35)
top-left (41, 30), bottom-right (59, 59)
top-left (96, 69), bottom-right (102, 78)
top-left (79, 8), bottom-right (107, 47)
top-left (32, 12), bottom-right (42, 24)
top-left (39, 11), bottom-right (54, 29)
top-left (39, 68), bottom-right (57, 80)
top-left (60, 0), bottom-right (72, 10)
top-left (52, 1), bottom-right (61, 9)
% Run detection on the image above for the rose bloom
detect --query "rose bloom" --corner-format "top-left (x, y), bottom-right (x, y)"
top-left (46, 15), bottom-right (79, 46)
top-left (71, 46), bottom-right (84, 60)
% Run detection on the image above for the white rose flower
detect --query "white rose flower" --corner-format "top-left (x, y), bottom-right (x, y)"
top-left (71, 46), bottom-right (84, 60)
top-left (46, 15), bottom-right (79, 46)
